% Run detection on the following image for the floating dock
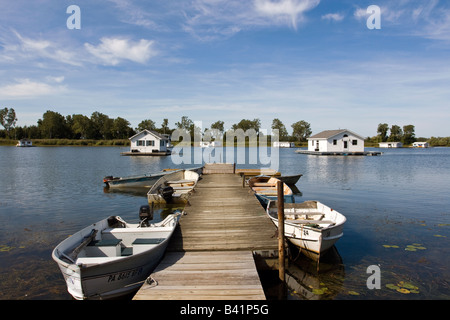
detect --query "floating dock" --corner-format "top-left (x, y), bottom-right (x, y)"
top-left (133, 165), bottom-right (279, 300)
top-left (121, 151), bottom-right (171, 156)
top-left (295, 150), bottom-right (382, 156)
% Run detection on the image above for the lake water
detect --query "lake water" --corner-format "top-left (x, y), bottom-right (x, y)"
top-left (0, 146), bottom-right (448, 300)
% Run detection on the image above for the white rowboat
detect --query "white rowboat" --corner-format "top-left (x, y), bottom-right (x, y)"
top-left (147, 169), bottom-right (199, 204)
top-left (266, 200), bottom-right (346, 256)
top-left (52, 208), bottom-right (180, 300)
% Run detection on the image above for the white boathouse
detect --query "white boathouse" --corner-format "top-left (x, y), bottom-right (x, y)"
top-left (272, 141), bottom-right (295, 148)
top-left (307, 129), bottom-right (365, 153)
top-left (379, 142), bottom-right (403, 148)
top-left (412, 141), bottom-right (429, 148)
top-left (125, 130), bottom-right (170, 155)
top-left (16, 139), bottom-right (33, 147)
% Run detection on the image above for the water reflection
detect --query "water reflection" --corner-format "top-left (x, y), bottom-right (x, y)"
top-left (0, 146), bottom-right (449, 300)
top-left (286, 245), bottom-right (345, 300)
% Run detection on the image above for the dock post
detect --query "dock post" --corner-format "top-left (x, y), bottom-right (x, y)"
top-left (277, 180), bottom-right (285, 282)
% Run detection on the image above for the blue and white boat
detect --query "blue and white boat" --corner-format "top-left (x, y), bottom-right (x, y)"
top-left (104, 167), bottom-right (203, 189)
top-left (103, 171), bottom-right (176, 188)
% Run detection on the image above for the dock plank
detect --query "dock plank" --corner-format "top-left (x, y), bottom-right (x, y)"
top-left (133, 251), bottom-right (266, 300)
top-left (133, 171), bottom-right (278, 300)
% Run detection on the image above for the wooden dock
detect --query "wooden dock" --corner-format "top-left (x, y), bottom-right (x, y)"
top-left (133, 168), bottom-right (279, 300)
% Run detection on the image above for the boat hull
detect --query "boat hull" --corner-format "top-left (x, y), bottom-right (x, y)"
top-left (52, 214), bottom-right (179, 300)
top-left (266, 201), bottom-right (346, 256)
top-left (278, 174), bottom-right (302, 186)
top-left (255, 193), bottom-right (295, 209)
top-left (104, 171), bottom-right (173, 188)
top-left (56, 240), bottom-right (168, 299)
top-left (147, 170), bottom-right (199, 205)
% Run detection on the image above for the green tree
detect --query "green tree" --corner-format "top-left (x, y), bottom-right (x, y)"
top-left (38, 110), bottom-right (68, 138)
top-left (90, 112), bottom-right (113, 139)
top-left (137, 119), bottom-right (156, 132)
top-left (402, 125), bottom-right (416, 145)
top-left (0, 107), bottom-right (17, 138)
top-left (161, 118), bottom-right (169, 134)
top-left (70, 114), bottom-right (92, 139)
top-left (291, 120), bottom-right (312, 142)
top-left (377, 123), bottom-right (389, 142)
top-left (211, 120), bottom-right (224, 133)
top-left (113, 117), bottom-right (133, 139)
top-left (271, 118), bottom-right (289, 140)
top-left (231, 118), bottom-right (261, 133)
top-left (175, 116), bottom-right (194, 131)
top-left (389, 125), bottom-right (402, 142)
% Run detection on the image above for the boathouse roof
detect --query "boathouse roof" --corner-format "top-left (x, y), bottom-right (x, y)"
top-left (129, 129), bottom-right (169, 141)
top-left (308, 129), bottom-right (365, 140)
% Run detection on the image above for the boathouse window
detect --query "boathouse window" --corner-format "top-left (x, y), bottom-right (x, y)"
top-left (137, 140), bottom-right (144, 146)
top-left (352, 140), bottom-right (358, 145)
top-left (333, 139), bottom-right (337, 145)
top-left (146, 140), bottom-right (155, 146)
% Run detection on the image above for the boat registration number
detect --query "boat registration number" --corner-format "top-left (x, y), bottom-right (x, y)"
top-left (107, 267), bottom-right (143, 283)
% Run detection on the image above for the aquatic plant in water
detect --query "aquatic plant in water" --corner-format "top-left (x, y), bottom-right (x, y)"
top-left (404, 243), bottom-right (426, 251)
top-left (386, 281), bottom-right (419, 294)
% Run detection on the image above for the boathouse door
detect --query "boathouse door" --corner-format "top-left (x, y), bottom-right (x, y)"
top-left (343, 134), bottom-right (348, 150)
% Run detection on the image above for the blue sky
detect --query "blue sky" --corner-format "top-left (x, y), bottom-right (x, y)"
top-left (1, 0), bottom-right (449, 137)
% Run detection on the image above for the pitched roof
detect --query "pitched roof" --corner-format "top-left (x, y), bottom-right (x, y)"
top-left (129, 129), bottom-right (169, 141)
top-left (308, 129), bottom-right (364, 140)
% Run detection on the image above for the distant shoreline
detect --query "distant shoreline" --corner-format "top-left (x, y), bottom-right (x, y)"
top-left (1, 139), bottom-right (447, 148)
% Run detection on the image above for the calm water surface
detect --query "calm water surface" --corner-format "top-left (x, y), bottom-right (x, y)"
top-left (0, 146), bottom-right (448, 299)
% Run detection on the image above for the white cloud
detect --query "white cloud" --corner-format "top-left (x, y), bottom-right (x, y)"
top-left (84, 37), bottom-right (157, 66)
top-left (254, 0), bottom-right (320, 29)
top-left (321, 13), bottom-right (344, 22)
top-left (106, 0), bottom-right (160, 29)
top-left (182, 0), bottom-right (321, 40)
top-left (0, 78), bottom-right (67, 99)
top-left (1, 30), bottom-right (82, 66)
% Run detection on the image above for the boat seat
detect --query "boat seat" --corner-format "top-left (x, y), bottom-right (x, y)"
top-left (287, 219), bottom-right (335, 225)
top-left (132, 238), bottom-right (165, 254)
top-left (166, 179), bottom-right (196, 184)
top-left (83, 238), bottom-right (122, 257)
top-left (132, 238), bottom-right (164, 245)
top-left (171, 185), bottom-right (194, 188)
top-left (286, 213), bottom-right (324, 217)
top-left (89, 239), bottom-right (122, 247)
top-left (121, 247), bottom-right (133, 256)
top-left (252, 183), bottom-right (277, 187)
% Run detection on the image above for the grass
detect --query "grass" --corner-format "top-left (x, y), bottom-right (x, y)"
top-left (0, 138), bottom-right (130, 146)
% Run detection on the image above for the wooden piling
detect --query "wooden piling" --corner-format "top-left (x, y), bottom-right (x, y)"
top-left (277, 180), bottom-right (285, 282)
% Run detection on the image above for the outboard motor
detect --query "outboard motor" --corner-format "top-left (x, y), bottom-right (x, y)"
top-left (158, 186), bottom-right (174, 202)
top-left (139, 205), bottom-right (153, 227)
top-left (103, 176), bottom-right (118, 186)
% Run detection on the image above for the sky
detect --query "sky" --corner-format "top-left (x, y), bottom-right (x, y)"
top-left (0, 0), bottom-right (449, 138)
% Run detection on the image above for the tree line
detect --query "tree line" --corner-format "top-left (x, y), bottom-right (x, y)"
top-left (0, 108), bottom-right (313, 143)
top-left (3, 107), bottom-right (448, 146)
top-left (369, 123), bottom-right (417, 145)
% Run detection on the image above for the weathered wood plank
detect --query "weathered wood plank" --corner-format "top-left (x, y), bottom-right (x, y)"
top-left (133, 171), bottom-right (278, 300)
top-left (134, 251), bottom-right (266, 300)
